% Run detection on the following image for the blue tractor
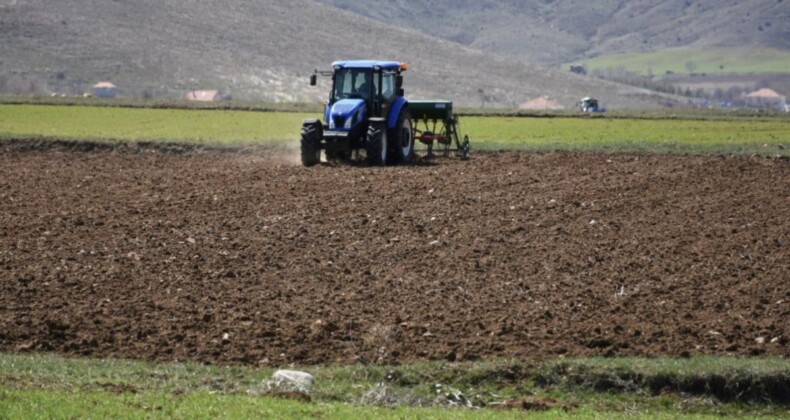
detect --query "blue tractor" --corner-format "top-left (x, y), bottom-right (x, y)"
top-left (301, 60), bottom-right (414, 166)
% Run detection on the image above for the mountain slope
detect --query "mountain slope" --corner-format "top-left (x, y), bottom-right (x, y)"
top-left (0, 0), bottom-right (678, 108)
top-left (316, 0), bottom-right (790, 65)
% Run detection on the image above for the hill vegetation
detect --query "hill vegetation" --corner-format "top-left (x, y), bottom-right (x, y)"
top-left (3, 1), bottom-right (787, 107)
top-left (0, 0), bottom-right (687, 108)
top-left (316, 0), bottom-right (790, 66)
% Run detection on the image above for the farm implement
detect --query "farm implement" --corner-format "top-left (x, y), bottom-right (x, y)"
top-left (410, 100), bottom-right (469, 159)
top-left (301, 60), bottom-right (470, 166)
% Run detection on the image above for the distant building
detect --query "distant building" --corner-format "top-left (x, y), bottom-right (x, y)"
top-left (92, 82), bottom-right (117, 98)
top-left (744, 88), bottom-right (786, 111)
top-left (185, 90), bottom-right (222, 102)
top-left (519, 96), bottom-right (565, 111)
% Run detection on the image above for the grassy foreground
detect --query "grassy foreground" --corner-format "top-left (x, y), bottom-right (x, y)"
top-left (1, 104), bottom-right (788, 155)
top-left (1, 353), bottom-right (787, 419)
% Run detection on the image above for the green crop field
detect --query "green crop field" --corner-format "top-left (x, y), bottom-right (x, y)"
top-left (567, 48), bottom-right (790, 76)
top-left (0, 104), bottom-right (313, 146)
top-left (462, 115), bottom-right (789, 155)
top-left (1, 104), bottom-right (788, 155)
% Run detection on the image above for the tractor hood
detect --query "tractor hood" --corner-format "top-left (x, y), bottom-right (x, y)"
top-left (328, 99), bottom-right (367, 131)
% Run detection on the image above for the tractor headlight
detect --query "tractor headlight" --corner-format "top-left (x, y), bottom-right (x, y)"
top-left (329, 118), bottom-right (336, 129)
top-left (344, 115), bottom-right (354, 129)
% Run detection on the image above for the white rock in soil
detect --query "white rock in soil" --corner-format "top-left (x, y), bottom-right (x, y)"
top-left (273, 370), bottom-right (314, 390)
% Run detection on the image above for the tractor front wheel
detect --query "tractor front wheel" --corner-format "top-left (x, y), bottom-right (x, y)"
top-left (300, 122), bottom-right (322, 167)
top-left (366, 120), bottom-right (388, 166)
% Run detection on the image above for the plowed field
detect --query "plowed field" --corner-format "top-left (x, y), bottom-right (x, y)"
top-left (1, 140), bottom-right (788, 365)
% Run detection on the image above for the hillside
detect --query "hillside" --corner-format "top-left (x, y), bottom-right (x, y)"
top-left (0, 0), bottom-right (679, 108)
top-left (316, 0), bottom-right (790, 65)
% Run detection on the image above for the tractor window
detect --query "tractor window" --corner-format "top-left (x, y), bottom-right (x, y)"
top-left (381, 73), bottom-right (395, 100)
top-left (334, 71), bottom-right (351, 99)
top-left (333, 69), bottom-right (372, 100)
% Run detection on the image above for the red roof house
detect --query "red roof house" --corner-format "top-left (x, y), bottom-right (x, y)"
top-left (185, 90), bottom-right (222, 102)
top-left (744, 88), bottom-right (786, 110)
top-left (92, 81), bottom-right (117, 98)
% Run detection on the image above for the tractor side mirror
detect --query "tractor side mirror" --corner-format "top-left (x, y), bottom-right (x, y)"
top-left (310, 74), bottom-right (317, 86)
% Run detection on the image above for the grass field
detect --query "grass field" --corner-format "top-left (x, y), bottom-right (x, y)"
top-left (462, 115), bottom-right (788, 154)
top-left (1, 104), bottom-right (788, 155)
top-left (568, 48), bottom-right (790, 77)
top-left (0, 105), bottom-right (311, 146)
top-left (1, 353), bottom-right (787, 419)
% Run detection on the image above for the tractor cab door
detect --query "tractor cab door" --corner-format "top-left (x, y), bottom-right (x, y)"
top-left (375, 70), bottom-right (398, 119)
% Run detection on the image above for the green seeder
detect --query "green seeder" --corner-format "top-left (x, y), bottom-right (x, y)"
top-left (409, 100), bottom-right (470, 159)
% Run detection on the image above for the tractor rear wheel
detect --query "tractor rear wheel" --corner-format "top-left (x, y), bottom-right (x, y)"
top-left (300, 122), bottom-right (321, 167)
top-left (366, 120), bottom-right (387, 166)
top-left (392, 110), bottom-right (414, 164)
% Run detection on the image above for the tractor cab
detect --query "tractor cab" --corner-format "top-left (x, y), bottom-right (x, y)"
top-left (317, 61), bottom-right (405, 130)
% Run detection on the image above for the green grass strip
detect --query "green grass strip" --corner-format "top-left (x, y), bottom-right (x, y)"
top-left (1, 388), bottom-right (756, 419)
top-left (2, 389), bottom-right (527, 420)
top-left (1, 353), bottom-right (787, 418)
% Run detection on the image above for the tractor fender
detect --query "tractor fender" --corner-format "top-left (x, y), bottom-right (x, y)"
top-left (302, 118), bottom-right (322, 134)
top-left (303, 118), bottom-right (322, 130)
top-left (387, 97), bottom-right (408, 130)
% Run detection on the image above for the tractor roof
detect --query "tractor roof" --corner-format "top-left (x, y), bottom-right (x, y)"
top-left (332, 60), bottom-right (403, 71)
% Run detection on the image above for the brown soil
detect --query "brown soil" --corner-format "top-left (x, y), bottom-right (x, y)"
top-left (1, 141), bottom-right (788, 366)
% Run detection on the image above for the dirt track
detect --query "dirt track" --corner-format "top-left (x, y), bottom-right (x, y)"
top-left (1, 141), bottom-right (788, 365)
